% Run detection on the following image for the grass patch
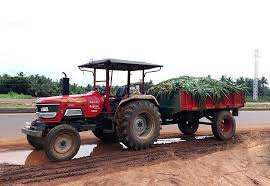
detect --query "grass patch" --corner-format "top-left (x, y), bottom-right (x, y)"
top-left (245, 102), bottom-right (270, 108)
top-left (0, 102), bottom-right (34, 108)
top-left (246, 96), bottom-right (270, 102)
top-left (0, 92), bottom-right (32, 99)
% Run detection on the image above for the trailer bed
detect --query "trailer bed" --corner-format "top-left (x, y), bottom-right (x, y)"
top-left (157, 90), bottom-right (245, 115)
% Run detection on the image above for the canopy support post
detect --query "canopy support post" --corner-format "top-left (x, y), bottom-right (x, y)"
top-left (127, 70), bottom-right (131, 96)
top-left (141, 70), bottom-right (145, 94)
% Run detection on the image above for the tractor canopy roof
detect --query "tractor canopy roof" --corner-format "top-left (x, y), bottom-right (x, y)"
top-left (78, 58), bottom-right (163, 71)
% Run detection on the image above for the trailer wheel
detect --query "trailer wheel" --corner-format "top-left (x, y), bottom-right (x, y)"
top-left (27, 135), bottom-right (43, 150)
top-left (178, 121), bottom-right (199, 135)
top-left (92, 129), bottom-right (119, 143)
top-left (212, 110), bottom-right (236, 140)
top-left (117, 100), bottom-right (161, 150)
top-left (44, 124), bottom-right (81, 161)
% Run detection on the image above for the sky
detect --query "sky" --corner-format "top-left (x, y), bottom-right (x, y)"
top-left (0, 0), bottom-right (269, 86)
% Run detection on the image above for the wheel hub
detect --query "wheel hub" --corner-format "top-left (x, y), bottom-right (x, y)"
top-left (221, 118), bottom-right (232, 133)
top-left (54, 134), bottom-right (73, 154)
top-left (60, 141), bottom-right (66, 147)
top-left (134, 116), bottom-right (147, 136)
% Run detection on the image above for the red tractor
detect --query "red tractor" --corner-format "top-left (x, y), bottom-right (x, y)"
top-left (22, 59), bottom-right (245, 161)
top-left (22, 59), bottom-right (163, 161)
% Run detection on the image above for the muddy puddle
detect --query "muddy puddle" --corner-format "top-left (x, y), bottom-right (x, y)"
top-left (0, 136), bottom-right (213, 166)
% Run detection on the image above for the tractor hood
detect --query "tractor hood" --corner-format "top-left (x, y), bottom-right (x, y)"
top-left (35, 90), bottom-right (104, 123)
top-left (36, 91), bottom-right (98, 105)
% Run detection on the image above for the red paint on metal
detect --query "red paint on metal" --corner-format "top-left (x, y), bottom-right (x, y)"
top-left (37, 91), bottom-right (104, 123)
top-left (179, 90), bottom-right (245, 111)
top-left (104, 65), bottom-right (112, 112)
top-left (221, 118), bottom-right (232, 133)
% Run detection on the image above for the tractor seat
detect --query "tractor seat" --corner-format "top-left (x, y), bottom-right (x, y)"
top-left (116, 86), bottom-right (127, 98)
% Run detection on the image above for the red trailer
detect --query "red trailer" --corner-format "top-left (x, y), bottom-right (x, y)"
top-left (180, 91), bottom-right (245, 111)
top-left (158, 90), bottom-right (245, 141)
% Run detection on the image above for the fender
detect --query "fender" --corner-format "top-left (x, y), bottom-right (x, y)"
top-left (114, 95), bottom-right (159, 122)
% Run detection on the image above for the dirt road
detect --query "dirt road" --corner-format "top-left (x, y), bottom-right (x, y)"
top-left (1, 111), bottom-right (270, 138)
top-left (1, 126), bottom-right (270, 186)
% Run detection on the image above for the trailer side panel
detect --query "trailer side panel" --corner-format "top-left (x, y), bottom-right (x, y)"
top-left (180, 90), bottom-right (245, 111)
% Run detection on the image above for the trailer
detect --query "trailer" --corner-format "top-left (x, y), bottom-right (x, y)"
top-left (158, 90), bottom-right (245, 140)
top-left (21, 59), bottom-right (245, 161)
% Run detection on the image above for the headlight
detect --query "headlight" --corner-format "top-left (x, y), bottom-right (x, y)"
top-left (64, 109), bottom-right (83, 116)
top-left (36, 103), bottom-right (59, 112)
top-left (40, 107), bottom-right (49, 112)
top-left (36, 112), bottom-right (57, 119)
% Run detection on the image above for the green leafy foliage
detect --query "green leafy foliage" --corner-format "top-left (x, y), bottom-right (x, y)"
top-left (0, 72), bottom-right (92, 97)
top-left (28, 74), bottom-right (60, 97)
top-left (0, 73), bottom-right (30, 94)
top-left (0, 92), bottom-right (32, 99)
top-left (148, 76), bottom-right (248, 108)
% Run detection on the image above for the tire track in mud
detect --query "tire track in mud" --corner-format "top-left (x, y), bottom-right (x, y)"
top-left (1, 149), bottom-right (172, 184)
top-left (1, 131), bottom-right (268, 185)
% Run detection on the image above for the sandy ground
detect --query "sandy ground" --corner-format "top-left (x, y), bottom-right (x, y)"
top-left (1, 126), bottom-right (270, 185)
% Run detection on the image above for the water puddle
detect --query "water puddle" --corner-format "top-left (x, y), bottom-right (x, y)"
top-left (154, 138), bottom-right (186, 144)
top-left (195, 135), bottom-right (213, 140)
top-left (0, 136), bottom-right (212, 166)
top-left (0, 144), bottom-right (98, 166)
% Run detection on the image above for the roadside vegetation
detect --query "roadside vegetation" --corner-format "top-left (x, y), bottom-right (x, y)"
top-left (245, 96), bottom-right (270, 102)
top-left (0, 92), bottom-right (32, 99)
top-left (245, 102), bottom-right (270, 108)
top-left (0, 72), bottom-right (153, 98)
top-left (0, 102), bottom-right (34, 107)
top-left (0, 72), bottom-right (269, 102)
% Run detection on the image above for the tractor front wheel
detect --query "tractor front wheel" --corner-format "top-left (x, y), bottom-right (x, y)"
top-left (27, 135), bottom-right (43, 150)
top-left (44, 124), bottom-right (81, 161)
top-left (117, 101), bottom-right (161, 150)
top-left (211, 110), bottom-right (236, 140)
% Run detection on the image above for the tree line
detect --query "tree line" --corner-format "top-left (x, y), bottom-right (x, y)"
top-left (0, 72), bottom-right (153, 97)
top-left (219, 75), bottom-right (270, 97)
top-left (0, 72), bottom-right (269, 98)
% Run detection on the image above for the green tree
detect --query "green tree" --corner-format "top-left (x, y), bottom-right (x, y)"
top-left (28, 74), bottom-right (60, 97)
top-left (0, 73), bottom-right (30, 94)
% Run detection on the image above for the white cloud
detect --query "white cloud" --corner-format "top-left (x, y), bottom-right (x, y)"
top-left (0, 0), bottom-right (269, 86)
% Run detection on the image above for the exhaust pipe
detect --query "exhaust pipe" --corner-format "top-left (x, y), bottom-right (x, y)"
top-left (62, 72), bottom-right (69, 95)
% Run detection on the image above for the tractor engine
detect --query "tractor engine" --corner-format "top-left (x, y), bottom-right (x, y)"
top-left (35, 91), bottom-right (104, 124)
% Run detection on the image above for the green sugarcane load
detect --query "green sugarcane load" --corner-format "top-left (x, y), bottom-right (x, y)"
top-left (148, 76), bottom-right (247, 108)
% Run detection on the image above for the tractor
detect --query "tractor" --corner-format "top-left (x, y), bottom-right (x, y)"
top-left (22, 59), bottom-right (163, 161)
top-left (22, 58), bottom-right (245, 161)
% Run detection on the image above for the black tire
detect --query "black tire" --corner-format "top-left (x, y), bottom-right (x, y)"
top-left (116, 100), bottom-right (161, 150)
top-left (27, 135), bottom-right (43, 150)
top-left (44, 124), bottom-right (81, 161)
top-left (211, 110), bottom-right (236, 140)
top-left (92, 129), bottom-right (119, 143)
top-left (178, 121), bottom-right (199, 135)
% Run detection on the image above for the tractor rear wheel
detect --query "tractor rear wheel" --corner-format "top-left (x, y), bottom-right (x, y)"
top-left (44, 124), bottom-right (81, 161)
top-left (211, 110), bottom-right (236, 140)
top-left (178, 121), bottom-right (199, 135)
top-left (92, 129), bottom-right (119, 143)
top-left (117, 100), bottom-right (161, 150)
top-left (27, 135), bottom-right (43, 150)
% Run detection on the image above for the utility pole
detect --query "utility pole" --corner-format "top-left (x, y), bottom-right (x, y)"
top-left (253, 49), bottom-right (259, 101)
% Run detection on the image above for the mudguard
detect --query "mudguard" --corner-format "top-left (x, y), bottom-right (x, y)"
top-left (114, 95), bottom-right (159, 121)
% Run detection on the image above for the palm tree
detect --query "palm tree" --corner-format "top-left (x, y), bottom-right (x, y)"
top-left (236, 77), bottom-right (245, 85)
top-left (261, 77), bottom-right (268, 88)
top-left (260, 77), bottom-right (269, 96)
